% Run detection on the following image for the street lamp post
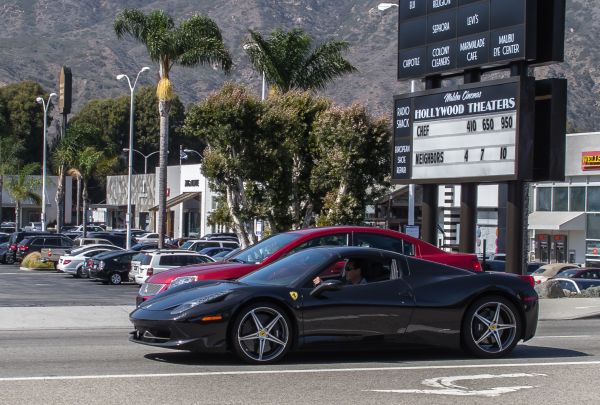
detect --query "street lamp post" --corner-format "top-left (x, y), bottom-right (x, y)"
top-left (117, 66), bottom-right (150, 249)
top-left (36, 93), bottom-right (57, 232)
top-left (377, 2), bottom-right (398, 11)
top-left (123, 148), bottom-right (159, 175)
top-left (243, 44), bottom-right (267, 101)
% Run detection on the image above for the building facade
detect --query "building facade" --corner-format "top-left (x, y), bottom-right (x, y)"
top-left (529, 132), bottom-right (600, 267)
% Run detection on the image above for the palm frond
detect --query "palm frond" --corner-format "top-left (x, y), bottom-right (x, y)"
top-left (297, 40), bottom-right (357, 90)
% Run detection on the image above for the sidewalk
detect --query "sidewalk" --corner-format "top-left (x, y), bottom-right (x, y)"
top-left (538, 298), bottom-right (600, 321)
top-left (0, 299), bottom-right (599, 331)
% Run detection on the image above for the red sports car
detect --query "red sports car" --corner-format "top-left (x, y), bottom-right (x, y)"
top-left (136, 226), bottom-right (481, 304)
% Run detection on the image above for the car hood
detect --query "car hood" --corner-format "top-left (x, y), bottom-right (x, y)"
top-left (137, 280), bottom-right (247, 312)
top-left (146, 261), bottom-right (260, 283)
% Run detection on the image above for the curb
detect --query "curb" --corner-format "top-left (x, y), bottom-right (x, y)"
top-left (19, 266), bottom-right (58, 272)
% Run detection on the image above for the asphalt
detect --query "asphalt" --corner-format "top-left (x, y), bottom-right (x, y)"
top-left (0, 299), bottom-right (599, 331)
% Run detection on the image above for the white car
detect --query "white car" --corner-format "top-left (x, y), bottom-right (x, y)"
top-left (135, 233), bottom-right (162, 243)
top-left (130, 250), bottom-right (214, 285)
top-left (57, 246), bottom-right (123, 278)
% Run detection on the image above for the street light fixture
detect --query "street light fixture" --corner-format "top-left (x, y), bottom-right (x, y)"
top-left (36, 92), bottom-right (57, 232)
top-left (117, 66), bottom-right (150, 249)
top-left (243, 44), bottom-right (267, 101)
top-left (377, 3), bottom-right (398, 11)
top-left (183, 148), bottom-right (202, 159)
top-left (123, 148), bottom-right (160, 175)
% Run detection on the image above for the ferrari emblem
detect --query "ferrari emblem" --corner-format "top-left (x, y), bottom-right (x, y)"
top-left (289, 291), bottom-right (298, 301)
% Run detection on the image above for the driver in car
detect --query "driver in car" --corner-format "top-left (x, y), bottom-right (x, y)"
top-left (313, 260), bottom-right (367, 286)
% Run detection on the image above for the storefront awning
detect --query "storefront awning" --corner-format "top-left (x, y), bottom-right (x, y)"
top-left (528, 211), bottom-right (586, 231)
top-left (148, 192), bottom-right (200, 212)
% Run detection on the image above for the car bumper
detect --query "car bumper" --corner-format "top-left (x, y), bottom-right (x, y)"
top-left (129, 311), bottom-right (229, 352)
top-left (134, 274), bottom-right (147, 285)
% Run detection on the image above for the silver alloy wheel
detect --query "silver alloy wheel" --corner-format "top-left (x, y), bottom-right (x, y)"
top-left (237, 307), bottom-right (289, 362)
top-left (470, 301), bottom-right (517, 354)
top-left (110, 273), bottom-right (122, 285)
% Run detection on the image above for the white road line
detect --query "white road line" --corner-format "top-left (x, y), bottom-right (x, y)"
top-left (532, 335), bottom-right (595, 339)
top-left (0, 361), bottom-right (599, 382)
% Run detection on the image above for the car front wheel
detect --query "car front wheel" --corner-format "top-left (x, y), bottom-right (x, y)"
top-left (231, 303), bottom-right (292, 364)
top-left (462, 296), bottom-right (522, 358)
top-left (109, 272), bottom-right (122, 285)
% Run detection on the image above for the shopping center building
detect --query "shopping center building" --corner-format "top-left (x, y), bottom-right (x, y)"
top-left (529, 132), bottom-right (600, 266)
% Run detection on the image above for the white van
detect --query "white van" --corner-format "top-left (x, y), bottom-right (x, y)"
top-left (180, 239), bottom-right (239, 252)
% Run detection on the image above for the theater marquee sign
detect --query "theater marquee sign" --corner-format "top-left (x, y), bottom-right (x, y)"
top-left (393, 77), bottom-right (534, 184)
top-left (582, 151), bottom-right (600, 171)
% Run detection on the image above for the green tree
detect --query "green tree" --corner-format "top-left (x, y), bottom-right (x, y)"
top-left (0, 136), bottom-right (24, 221)
top-left (0, 81), bottom-right (51, 166)
top-left (311, 105), bottom-right (391, 225)
top-left (243, 28), bottom-right (357, 93)
top-left (115, 9), bottom-right (232, 246)
top-left (184, 84), bottom-right (264, 247)
top-left (6, 163), bottom-right (41, 228)
top-left (259, 91), bottom-right (329, 231)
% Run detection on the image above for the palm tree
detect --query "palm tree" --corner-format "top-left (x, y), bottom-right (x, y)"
top-left (69, 147), bottom-right (104, 238)
top-left (243, 28), bottom-right (357, 93)
top-left (5, 163), bottom-right (41, 229)
top-left (114, 9), bottom-right (232, 247)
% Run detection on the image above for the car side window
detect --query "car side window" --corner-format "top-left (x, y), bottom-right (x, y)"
top-left (158, 256), bottom-right (175, 266)
top-left (558, 280), bottom-right (576, 292)
top-left (288, 233), bottom-right (350, 255)
top-left (354, 233), bottom-right (414, 256)
top-left (61, 238), bottom-right (73, 247)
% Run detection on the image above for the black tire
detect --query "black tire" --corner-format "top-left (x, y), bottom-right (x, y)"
top-left (461, 295), bottom-right (522, 358)
top-left (6, 254), bottom-right (14, 265)
top-left (108, 272), bottom-right (122, 285)
top-left (230, 303), bottom-right (292, 364)
top-left (75, 266), bottom-right (83, 278)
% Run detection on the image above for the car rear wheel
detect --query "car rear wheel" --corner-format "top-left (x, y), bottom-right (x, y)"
top-left (231, 303), bottom-right (291, 364)
top-left (75, 265), bottom-right (83, 278)
top-left (462, 296), bottom-right (522, 358)
top-left (109, 272), bottom-right (122, 285)
top-left (6, 254), bottom-right (14, 264)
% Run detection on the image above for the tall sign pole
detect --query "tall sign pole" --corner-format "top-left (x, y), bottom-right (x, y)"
top-left (392, 0), bottom-right (566, 274)
top-left (57, 66), bottom-right (72, 233)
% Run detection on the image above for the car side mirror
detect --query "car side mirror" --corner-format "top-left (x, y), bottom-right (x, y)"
top-left (310, 280), bottom-right (343, 297)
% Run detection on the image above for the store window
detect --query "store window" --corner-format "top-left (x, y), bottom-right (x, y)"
top-left (553, 187), bottom-right (568, 211)
top-left (536, 187), bottom-right (551, 211)
top-left (587, 214), bottom-right (600, 240)
top-left (570, 187), bottom-right (586, 212)
top-left (588, 187), bottom-right (600, 212)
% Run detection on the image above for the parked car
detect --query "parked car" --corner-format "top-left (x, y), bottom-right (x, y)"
top-left (57, 247), bottom-right (122, 278)
top-left (137, 226), bottom-right (482, 303)
top-left (481, 260), bottom-right (548, 275)
top-left (212, 248), bottom-right (241, 261)
top-left (23, 222), bottom-right (43, 231)
top-left (552, 278), bottom-right (600, 294)
top-left (0, 222), bottom-right (17, 233)
top-left (181, 239), bottom-right (239, 253)
top-left (0, 232), bottom-right (10, 244)
top-left (200, 232), bottom-right (238, 240)
top-left (130, 250), bottom-right (214, 285)
top-left (526, 262), bottom-right (547, 274)
top-left (15, 235), bottom-right (74, 262)
top-left (0, 242), bottom-right (10, 263)
top-left (63, 225), bottom-right (107, 239)
top-left (89, 250), bottom-right (139, 285)
top-left (130, 242), bottom-right (179, 251)
top-left (532, 263), bottom-right (580, 284)
top-left (84, 232), bottom-right (135, 248)
top-left (6, 231), bottom-right (51, 264)
top-left (558, 268), bottom-right (600, 279)
top-left (73, 237), bottom-right (115, 247)
top-left (197, 247), bottom-right (235, 257)
top-left (134, 232), bottom-right (164, 243)
top-left (130, 246), bottom-right (538, 363)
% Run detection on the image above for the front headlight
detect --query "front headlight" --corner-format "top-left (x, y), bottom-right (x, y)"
top-left (169, 276), bottom-right (198, 289)
top-left (170, 290), bottom-right (233, 315)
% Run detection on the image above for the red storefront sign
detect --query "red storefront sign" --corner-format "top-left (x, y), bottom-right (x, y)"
top-left (582, 151), bottom-right (600, 171)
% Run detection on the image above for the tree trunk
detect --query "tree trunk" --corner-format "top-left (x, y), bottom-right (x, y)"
top-left (226, 186), bottom-right (251, 248)
top-left (157, 98), bottom-right (170, 249)
top-left (15, 201), bottom-right (19, 230)
top-left (82, 181), bottom-right (88, 238)
top-left (76, 176), bottom-right (81, 225)
top-left (0, 175), bottom-right (4, 222)
top-left (55, 165), bottom-right (65, 232)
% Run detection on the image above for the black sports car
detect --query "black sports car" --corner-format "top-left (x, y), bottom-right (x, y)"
top-left (129, 246), bottom-right (538, 364)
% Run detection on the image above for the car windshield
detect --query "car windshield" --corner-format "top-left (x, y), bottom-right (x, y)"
top-left (229, 233), bottom-right (302, 264)
top-left (560, 269), bottom-right (579, 278)
top-left (239, 248), bottom-right (336, 287)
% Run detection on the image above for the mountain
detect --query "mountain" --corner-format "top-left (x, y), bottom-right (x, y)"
top-left (0, 0), bottom-right (598, 131)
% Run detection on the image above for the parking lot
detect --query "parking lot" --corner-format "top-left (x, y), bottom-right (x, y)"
top-left (0, 263), bottom-right (138, 307)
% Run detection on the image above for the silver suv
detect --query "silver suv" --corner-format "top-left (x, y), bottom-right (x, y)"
top-left (130, 250), bottom-right (214, 285)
